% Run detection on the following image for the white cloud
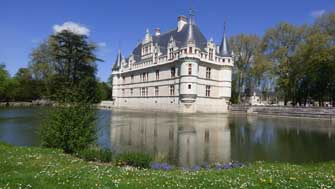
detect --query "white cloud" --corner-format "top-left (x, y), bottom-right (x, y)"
top-left (97, 42), bottom-right (107, 48)
top-left (311, 10), bottom-right (326, 18)
top-left (53, 22), bottom-right (90, 36)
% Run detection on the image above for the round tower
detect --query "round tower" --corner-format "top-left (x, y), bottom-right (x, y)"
top-left (178, 9), bottom-right (199, 113)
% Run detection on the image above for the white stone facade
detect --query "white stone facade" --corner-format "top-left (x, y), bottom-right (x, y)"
top-left (111, 14), bottom-right (234, 113)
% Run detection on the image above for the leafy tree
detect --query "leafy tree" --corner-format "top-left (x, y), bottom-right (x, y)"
top-left (0, 64), bottom-right (10, 101)
top-left (97, 82), bottom-right (112, 101)
top-left (40, 30), bottom-right (102, 154)
top-left (13, 68), bottom-right (41, 101)
top-left (230, 34), bottom-right (271, 103)
top-left (48, 30), bottom-right (101, 103)
top-left (262, 22), bottom-right (305, 105)
top-left (29, 41), bottom-right (55, 98)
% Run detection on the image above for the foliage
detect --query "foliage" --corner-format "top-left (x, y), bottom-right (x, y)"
top-left (1, 143), bottom-right (335, 188)
top-left (76, 147), bottom-right (113, 162)
top-left (115, 152), bottom-right (153, 169)
top-left (47, 30), bottom-right (102, 103)
top-left (39, 103), bottom-right (97, 154)
top-left (97, 82), bottom-right (112, 101)
top-left (261, 22), bottom-right (306, 104)
top-left (229, 35), bottom-right (272, 103)
top-left (39, 30), bottom-right (104, 154)
top-left (0, 64), bottom-right (10, 101)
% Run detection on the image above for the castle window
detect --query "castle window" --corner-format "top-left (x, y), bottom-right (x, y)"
top-left (131, 75), bottom-right (134, 83)
top-left (155, 86), bottom-right (159, 96)
top-left (223, 58), bottom-right (225, 62)
top-left (170, 85), bottom-right (175, 96)
top-left (122, 76), bottom-right (126, 83)
top-left (206, 85), bottom-right (211, 97)
top-left (209, 48), bottom-right (213, 60)
top-left (142, 73), bottom-right (147, 81)
top-left (156, 70), bottom-right (159, 80)
top-left (189, 47), bottom-right (193, 54)
top-left (171, 67), bottom-right (176, 78)
top-left (122, 89), bottom-right (125, 96)
top-left (228, 59), bottom-right (230, 63)
top-left (188, 84), bottom-right (192, 89)
top-left (206, 67), bottom-right (211, 79)
top-left (205, 129), bottom-right (210, 143)
top-left (169, 48), bottom-right (173, 59)
top-left (188, 64), bottom-right (192, 75)
top-left (141, 87), bottom-right (146, 96)
top-left (145, 87), bottom-right (148, 96)
top-left (130, 88), bottom-right (133, 96)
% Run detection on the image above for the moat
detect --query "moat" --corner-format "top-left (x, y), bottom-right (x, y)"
top-left (1, 107), bottom-right (335, 167)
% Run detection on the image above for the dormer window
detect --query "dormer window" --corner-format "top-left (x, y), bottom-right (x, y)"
top-left (209, 48), bottom-right (214, 60)
top-left (169, 48), bottom-right (174, 59)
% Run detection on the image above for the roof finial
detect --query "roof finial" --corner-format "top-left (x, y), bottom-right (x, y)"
top-left (224, 20), bottom-right (227, 34)
top-left (189, 8), bottom-right (195, 25)
top-left (187, 8), bottom-right (195, 44)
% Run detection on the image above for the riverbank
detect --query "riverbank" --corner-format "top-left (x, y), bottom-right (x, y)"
top-left (0, 100), bottom-right (53, 107)
top-left (1, 143), bottom-right (335, 188)
top-left (230, 105), bottom-right (335, 120)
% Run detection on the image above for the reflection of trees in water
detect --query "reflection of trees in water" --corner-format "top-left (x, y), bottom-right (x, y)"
top-left (230, 115), bottom-right (335, 163)
top-left (110, 111), bottom-right (231, 167)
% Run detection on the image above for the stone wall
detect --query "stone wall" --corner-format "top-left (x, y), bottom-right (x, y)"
top-left (230, 105), bottom-right (335, 119)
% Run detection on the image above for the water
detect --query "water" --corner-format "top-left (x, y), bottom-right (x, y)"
top-left (1, 107), bottom-right (335, 167)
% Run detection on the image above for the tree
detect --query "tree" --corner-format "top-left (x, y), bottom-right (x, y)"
top-left (48, 30), bottom-right (101, 103)
top-left (230, 34), bottom-right (270, 103)
top-left (0, 64), bottom-right (10, 101)
top-left (97, 82), bottom-right (112, 101)
top-left (40, 30), bottom-right (102, 154)
top-left (262, 22), bottom-right (305, 105)
top-left (13, 68), bottom-right (40, 101)
top-left (29, 41), bottom-right (55, 98)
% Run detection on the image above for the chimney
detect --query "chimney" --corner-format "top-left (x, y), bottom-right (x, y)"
top-left (155, 28), bottom-right (161, 36)
top-left (177, 15), bottom-right (187, 32)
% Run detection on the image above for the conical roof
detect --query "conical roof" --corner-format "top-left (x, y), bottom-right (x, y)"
top-left (220, 23), bottom-right (231, 57)
top-left (112, 49), bottom-right (122, 71)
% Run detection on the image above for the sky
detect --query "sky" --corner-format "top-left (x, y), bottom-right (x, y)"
top-left (1, 0), bottom-right (334, 82)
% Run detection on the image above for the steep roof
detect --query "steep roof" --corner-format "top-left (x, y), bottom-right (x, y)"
top-left (131, 24), bottom-right (208, 63)
top-left (219, 32), bottom-right (230, 57)
top-left (112, 50), bottom-right (122, 70)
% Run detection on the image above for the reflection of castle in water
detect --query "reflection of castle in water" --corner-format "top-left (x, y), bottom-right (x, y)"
top-left (111, 111), bottom-right (230, 166)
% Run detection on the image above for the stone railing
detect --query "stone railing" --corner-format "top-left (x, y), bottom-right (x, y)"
top-left (230, 105), bottom-right (335, 119)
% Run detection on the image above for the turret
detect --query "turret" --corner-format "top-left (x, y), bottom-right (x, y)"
top-left (112, 49), bottom-right (122, 71)
top-left (220, 22), bottom-right (230, 57)
top-left (179, 9), bottom-right (199, 112)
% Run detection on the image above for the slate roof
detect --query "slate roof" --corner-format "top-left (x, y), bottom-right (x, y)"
top-left (131, 24), bottom-right (207, 63)
top-left (112, 50), bottom-right (122, 70)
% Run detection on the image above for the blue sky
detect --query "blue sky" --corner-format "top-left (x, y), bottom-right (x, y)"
top-left (1, 0), bottom-right (334, 81)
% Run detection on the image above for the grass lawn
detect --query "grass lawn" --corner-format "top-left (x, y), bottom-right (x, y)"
top-left (1, 142), bottom-right (335, 188)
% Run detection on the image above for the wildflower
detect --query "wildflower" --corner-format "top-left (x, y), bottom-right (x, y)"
top-left (192, 165), bottom-right (201, 171)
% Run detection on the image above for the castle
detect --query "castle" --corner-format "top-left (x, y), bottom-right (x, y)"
top-left (110, 13), bottom-right (234, 113)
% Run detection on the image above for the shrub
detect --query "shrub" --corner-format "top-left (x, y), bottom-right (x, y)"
top-left (76, 147), bottom-right (113, 162)
top-left (39, 103), bottom-right (97, 154)
top-left (99, 148), bottom-right (113, 163)
top-left (115, 152), bottom-right (153, 169)
top-left (77, 148), bottom-right (99, 161)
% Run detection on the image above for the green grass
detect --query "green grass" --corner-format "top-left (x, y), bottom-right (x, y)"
top-left (1, 142), bottom-right (335, 188)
